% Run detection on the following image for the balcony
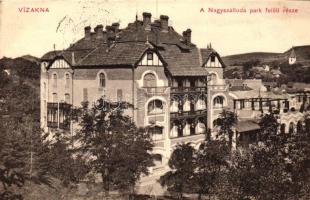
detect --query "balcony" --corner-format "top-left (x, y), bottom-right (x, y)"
top-left (142, 86), bottom-right (168, 94)
top-left (170, 110), bottom-right (207, 120)
top-left (47, 102), bottom-right (71, 130)
top-left (170, 86), bottom-right (207, 94)
top-left (170, 133), bottom-right (206, 147)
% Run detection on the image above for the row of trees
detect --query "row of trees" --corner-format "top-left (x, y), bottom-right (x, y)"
top-left (0, 69), bottom-right (88, 199)
top-left (160, 111), bottom-right (310, 199)
top-left (0, 69), bottom-right (154, 199)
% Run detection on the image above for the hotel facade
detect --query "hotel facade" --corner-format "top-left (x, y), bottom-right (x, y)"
top-left (40, 12), bottom-right (310, 175)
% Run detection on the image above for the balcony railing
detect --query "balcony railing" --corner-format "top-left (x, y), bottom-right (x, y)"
top-left (142, 87), bottom-right (168, 94)
top-left (170, 110), bottom-right (207, 119)
top-left (47, 102), bottom-right (72, 110)
top-left (170, 86), bottom-right (207, 94)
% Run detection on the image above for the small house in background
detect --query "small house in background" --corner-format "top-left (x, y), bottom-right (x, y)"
top-left (285, 45), bottom-right (310, 66)
top-left (289, 48), bottom-right (297, 65)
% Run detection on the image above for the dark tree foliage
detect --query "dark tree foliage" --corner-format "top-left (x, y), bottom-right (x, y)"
top-left (217, 109), bottom-right (238, 148)
top-left (0, 116), bottom-right (52, 200)
top-left (227, 113), bottom-right (310, 200)
top-left (258, 113), bottom-right (279, 141)
top-left (280, 62), bottom-right (310, 83)
top-left (159, 143), bottom-right (195, 199)
top-left (46, 130), bottom-right (90, 186)
top-left (0, 68), bottom-right (44, 199)
top-left (194, 140), bottom-right (230, 200)
top-left (75, 99), bottom-right (154, 195)
top-left (242, 59), bottom-right (260, 79)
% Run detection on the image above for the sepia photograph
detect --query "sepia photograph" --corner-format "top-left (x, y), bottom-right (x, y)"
top-left (0, 0), bottom-right (310, 199)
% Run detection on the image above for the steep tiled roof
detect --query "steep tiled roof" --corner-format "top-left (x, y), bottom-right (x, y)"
top-left (116, 20), bottom-right (192, 49)
top-left (78, 42), bottom-right (150, 66)
top-left (41, 14), bottom-right (215, 76)
top-left (235, 120), bottom-right (260, 132)
top-left (159, 44), bottom-right (208, 76)
top-left (229, 85), bottom-right (252, 91)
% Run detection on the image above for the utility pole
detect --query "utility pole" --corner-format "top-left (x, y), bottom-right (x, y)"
top-left (29, 95), bottom-right (33, 179)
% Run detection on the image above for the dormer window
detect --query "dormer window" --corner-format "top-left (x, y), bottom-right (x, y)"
top-left (147, 52), bottom-right (153, 60)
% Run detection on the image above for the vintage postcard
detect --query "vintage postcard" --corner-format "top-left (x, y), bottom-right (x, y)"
top-left (1, 0), bottom-right (310, 199)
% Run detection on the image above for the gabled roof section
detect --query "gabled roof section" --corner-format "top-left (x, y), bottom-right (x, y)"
top-left (289, 48), bottom-right (296, 58)
top-left (201, 48), bottom-right (226, 68)
top-left (41, 49), bottom-right (92, 66)
top-left (48, 57), bottom-right (72, 69)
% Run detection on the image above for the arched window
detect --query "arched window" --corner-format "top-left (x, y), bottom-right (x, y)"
top-left (280, 124), bottom-right (286, 134)
top-left (213, 96), bottom-right (225, 108)
top-left (148, 99), bottom-right (163, 115)
top-left (99, 73), bottom-right (106, 87)
top-left (153, 154), bottom-right (163, 167)
top-left (64, 93), bottom-right (70, 103)
top-left (297, 121), bottom-right (303, 133)
top-left (65, 73), bottom-right (70, 88)
top-left (52, 73), bottom-right (57, 88)
top-left (289, 122), bottom-right (295, 134)
top-left (143, 73), bottom-right (156, 87)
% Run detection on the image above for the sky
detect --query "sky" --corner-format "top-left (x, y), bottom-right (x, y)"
top-left (0, 0), bottom-right (310, 58)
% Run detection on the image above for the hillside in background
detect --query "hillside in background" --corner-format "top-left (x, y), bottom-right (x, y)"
top-left (0, 55), bottom-right (41, 119)
top-left (222, 52), bottom-right (284, 66)
top-left (222, 45), bottom-right (310, 83)
top-left (0, 55), bottom-right (40, 86)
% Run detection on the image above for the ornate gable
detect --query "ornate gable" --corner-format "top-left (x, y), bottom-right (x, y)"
top-left (138, 50), bottom-right (164, 66)
top-left (49, 58), bottom-right (71, 69)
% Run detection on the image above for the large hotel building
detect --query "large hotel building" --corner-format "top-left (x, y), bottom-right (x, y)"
top-left (40, 12), bottom-right (309, 177)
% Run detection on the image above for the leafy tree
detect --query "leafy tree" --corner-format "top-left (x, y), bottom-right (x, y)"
top-left (75, 99), bottom-right (154, 196)
top-left (194, 140), bottom-right (230, 200)
top-left (226, 113), bottom-right (310, 200)
top-left (258, 113), bottom-right (279, 141)
top-left (217, 110), bottom-right (238, 148)
top-left (159, 143), bottom-right (195, 199)
top-left (46, 130), bottom-right (89, 186)
top-left (0, 117), bottom-right (51, 199)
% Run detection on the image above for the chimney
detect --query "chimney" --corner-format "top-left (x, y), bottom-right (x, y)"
top-left (94, 24), bottom-right (104, 39)
top-left (183, 29), bottom-right (191, 45)
top-left (142, 12), bottom-right (152, 27)
top-left (106, 25), bottom-right (114, 46)
top-left (84, 26), bottom-right (91, 39)
top-left (112, 22), bottom-right (120, 33)
top-left (160, 15), bottom-right (169, 32)
top-left (153, 20), bottom-right (161, 28)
